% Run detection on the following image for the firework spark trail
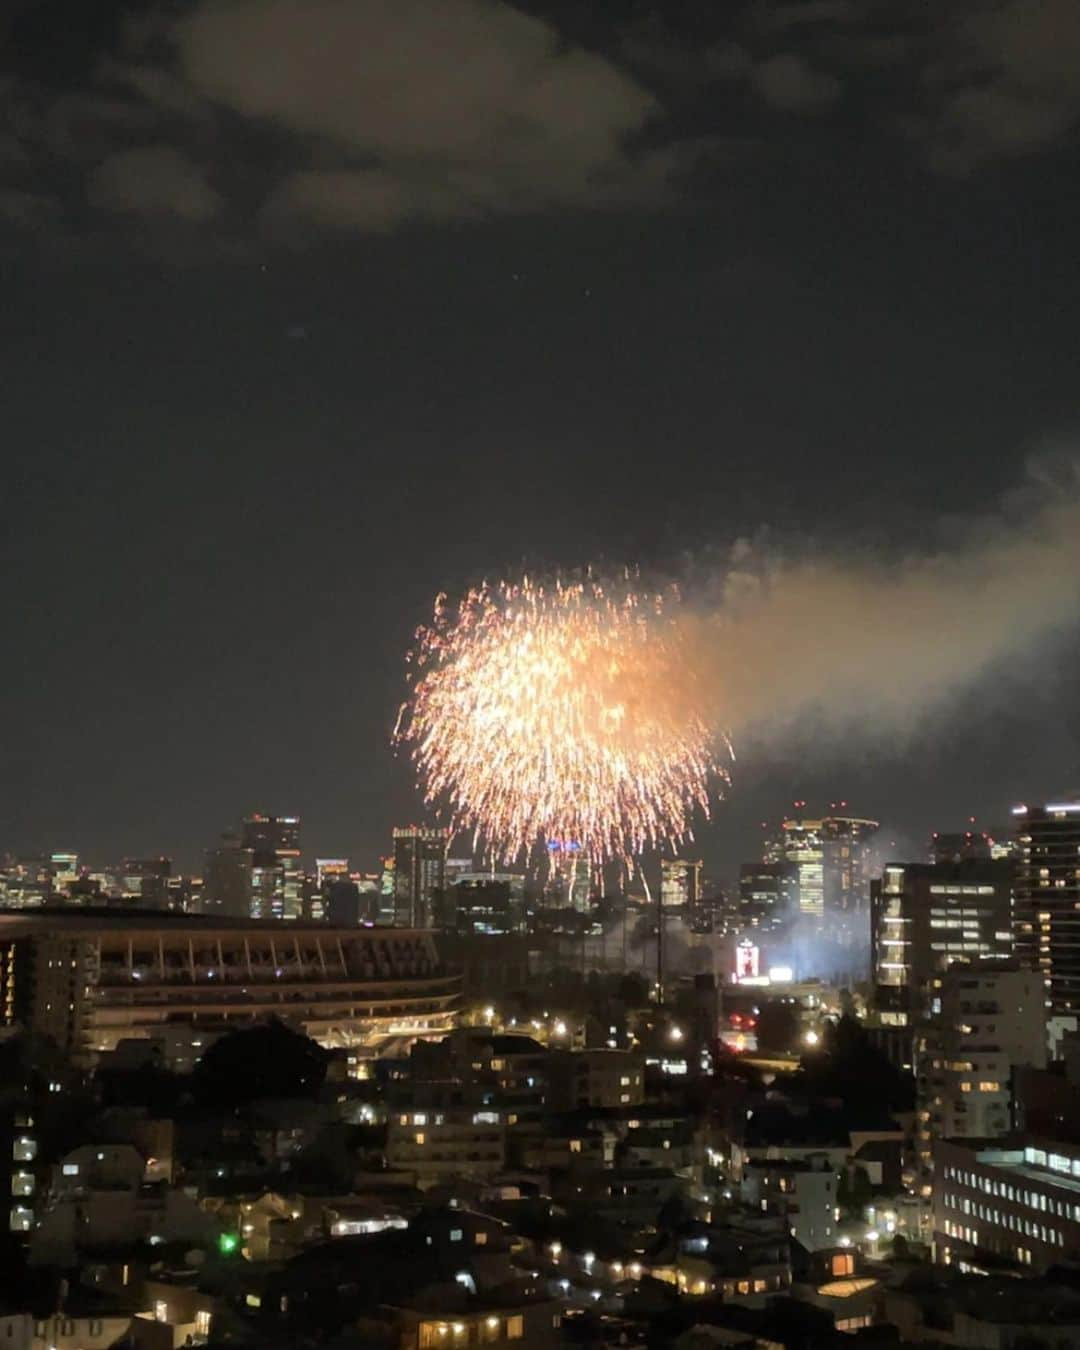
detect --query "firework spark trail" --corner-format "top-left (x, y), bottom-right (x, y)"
top-left (395, 575), bottom-right (725, 866)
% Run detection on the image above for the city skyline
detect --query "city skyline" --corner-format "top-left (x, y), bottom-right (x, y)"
top-left (1, 790), bottom-right (1068, 889)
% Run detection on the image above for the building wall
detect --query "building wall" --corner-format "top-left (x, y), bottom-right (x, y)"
top-left (934, 1138), bottom-right (1080, 1272)
top-left (546, 1049), bottom-right (644, 1111)
top-left (386, 1110), bottom-right (506, 1187)
top-left (915, 965), bottom-right (1046, 1201)
top-left (872, 860), bottom-right (1014, 1023)
top-left (742, 1158), bottom-right (838, 1251)
top-left (1014, 800), bottom-right (1080, 1014)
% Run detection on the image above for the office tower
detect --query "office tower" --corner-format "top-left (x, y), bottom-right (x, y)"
top-left (243, 814), bottom-right (302, 921)
top-left (316, 858), bottom-right (349, 890)
top-left (767, 811), bottom-right (879, 920)
top-left (770, 818), bottom-right (825, 918)
top-left (121, 857), bottom-right (172, 908)
top-left (203, 832), bottom-right (253, 919)
top-left (821, 815), bottom-right (879, 914)
top-left (1013, 797), bottom-right (1080, 1014)
top-left (738, 862), bottom-right (796, 932)
top-left (325, 880), bottom-right (367, 927)
top-left (660, 857), bottom-right (702, 909)
top-left (870, 859), bottom-right (1014, 1024)
top-left (49, 853), bottom-right (79, 891)
top-left (378, 856), bottom-right (397, 924)
top-left (392, 826), bottom-right (448, 927)
top-left (915, 963), bottom-right (1046, 1200)
top-left (931, 831), bottom-right (992, 864)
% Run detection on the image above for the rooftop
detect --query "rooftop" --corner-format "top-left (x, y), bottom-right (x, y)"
top-left (0, 907), bottom-right (433, 938)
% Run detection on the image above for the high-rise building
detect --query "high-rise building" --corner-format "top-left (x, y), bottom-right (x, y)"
top-left (820, 815), bottom-right (879, 914)
top-left (243, 814), bottom-right (302, 921)
top-left (315, 858), bottom-right (349, 890)
top-left (870, 859), bottom-right (1014, 1024)
top-left (771, 819), bottom-right (825, 918)
top-left (438, 878), bottom-right (517, 935)
top-left (738, 863), bottom-right (796, 932)
top-left (120, 857), bottom-right (172, 908)
top-left (392, 826), bottom-right (448, 927)
top-left (1013, 797), bottom-right (1080, 1014)
top-left (660, 857), bottom-right (701, 909)
top-left (325, 880), bottom-right (370, 927)
top-left (930, 831), bottom-right (993, 864)
top-left (202, 832), bottom-right (253, 919)
top-left (915, 962), bottom-right (1046, 1201)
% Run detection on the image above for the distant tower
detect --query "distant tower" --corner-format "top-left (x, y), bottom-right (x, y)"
top-left (242, 814), bottom-right (302, 921)
top-left (392, 826), bottom-right (448, 927)
top-left (203, 832), bottom-right (253, 919)
top-left (771, 818), bottom-right (825, 918)
top-left (820, 814), bottom-right (879, 914)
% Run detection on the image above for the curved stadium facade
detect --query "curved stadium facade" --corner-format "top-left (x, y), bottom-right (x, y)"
top-left (0, 909), bottom-right (460, 1065)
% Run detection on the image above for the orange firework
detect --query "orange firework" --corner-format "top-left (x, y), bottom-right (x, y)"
top-left (396, 574), bottom-right (724, 865)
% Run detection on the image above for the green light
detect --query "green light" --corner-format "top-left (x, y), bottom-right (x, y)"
top-left (219, 1233), bottom-right (240, 1255)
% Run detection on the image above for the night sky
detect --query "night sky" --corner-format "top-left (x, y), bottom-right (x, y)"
top-left (3, 0), bottom-right (1080, 878)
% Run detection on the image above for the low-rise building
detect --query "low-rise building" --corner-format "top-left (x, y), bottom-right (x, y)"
top-left (546, 1049), bottom-right (644, 1112)
top-left (740, 1154), bottom-right (838, 1251)
top-left (885, 1269), bottom-right (1080, 1348)
top-left (386, 1108), bottom-right (506, 1188)
top-left (934, 1137), bottom-right (1080, 1272)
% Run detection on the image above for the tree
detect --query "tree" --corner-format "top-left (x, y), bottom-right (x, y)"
top-left (796, 1013), bottom-right (915, 1113)
top-left (755, 1000), bottom-right (800, 1054)
top-left (191, 1018), bottom-right (328, 1107)
top-left (837, 1162), bottom-right (872, 1218)
top-left (616, 971), bottom-right (650, 1008)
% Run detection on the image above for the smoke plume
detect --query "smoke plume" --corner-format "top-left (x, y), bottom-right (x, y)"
top-left (686, 468), bottom-right (1080, 743)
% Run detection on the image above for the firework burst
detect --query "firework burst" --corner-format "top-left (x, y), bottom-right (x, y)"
top-left (395, 574), bottom-right (725, 866)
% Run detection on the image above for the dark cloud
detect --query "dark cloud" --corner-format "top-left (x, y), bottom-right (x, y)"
top-left (0, 187), bottom-right (57, 226)
top-left (88, 145), bottom-right (222, 221)
top-left (175, 0), bottom-right (665, 231)
top-left (3, 0), bottom-right (1080, 251)
top-left (750, 52), bottom-right (842, 111)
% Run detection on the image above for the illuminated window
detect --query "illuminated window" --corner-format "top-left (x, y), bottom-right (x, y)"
top-left (154, 1301), bottom-right (168, 1324)
top-left (506, 1314), bottom-right (524, 1340)
top-left (475, 1230), bottom-right (488, 1245)
top-left (414, 1132), bottom-right (426, 1145)
top-left (831, 1253), bottom-right (854, 1277)
top-left (195, 1311), bottom-right (212, 1336)
top-left (9, 1206), bottom-right (32, 1232)
top-left (569, 1139), bottom-right (582, 1153)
